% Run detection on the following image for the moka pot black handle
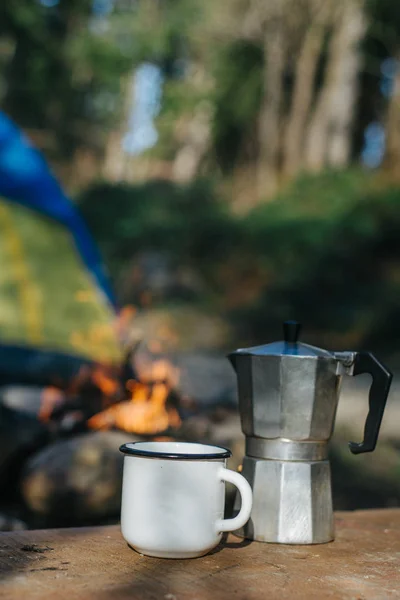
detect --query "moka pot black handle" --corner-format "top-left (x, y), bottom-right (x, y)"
top-left (348, 352), bottom-right (392, 454)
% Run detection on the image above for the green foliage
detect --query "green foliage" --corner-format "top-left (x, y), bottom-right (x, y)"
top-left (80, 171), bottom-right (400, 358)
top-left (153, 80), bottom-right (209, 160)
top-left (79, 179), bottom-right (238, 289)
top-left (366, 0), bottom-right (400, 48)
top-left (0, 0), bottom-right (136, 156)
top-left (236, 171), bottom-right (400, 356)
top-left (0, 1), bottom-right (90, 121)
top-left (356, 0), bottom-right (400, 153)
top-left (212, 40), bottom-right (264, 172)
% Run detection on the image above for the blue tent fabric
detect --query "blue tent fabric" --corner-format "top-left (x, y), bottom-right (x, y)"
top-left (0, 111), bottom-right (116, 307)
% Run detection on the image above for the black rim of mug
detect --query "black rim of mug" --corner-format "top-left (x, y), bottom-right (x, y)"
top-left (119, 442), bottom-right (232, 460)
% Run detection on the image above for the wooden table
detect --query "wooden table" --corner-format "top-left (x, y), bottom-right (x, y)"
top-left (1, 509), bottom-right (399, 600)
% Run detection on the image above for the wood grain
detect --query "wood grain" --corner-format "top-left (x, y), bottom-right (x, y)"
top-left (0, 509), bottom-right (399, 600)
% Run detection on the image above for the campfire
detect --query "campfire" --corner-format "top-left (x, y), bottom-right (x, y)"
top-left (0, 305), bottom-right (239, 531)
top-left (25, 302), bottom-right (187, 437)
top-left (38, 348), bottom-right (183, 437)
top-left (87, 361), bottom-right (181, 435)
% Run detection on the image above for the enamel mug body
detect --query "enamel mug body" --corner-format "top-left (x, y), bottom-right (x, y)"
top-left (120, 441), bottom-right (253, 559)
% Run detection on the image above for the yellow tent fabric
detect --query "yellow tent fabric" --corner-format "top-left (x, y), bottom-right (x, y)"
top-left (0, 198), bottom-right (122, 364)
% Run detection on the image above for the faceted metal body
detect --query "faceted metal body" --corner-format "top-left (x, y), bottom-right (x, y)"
top-left (232, 349), bottom-right (343, 544)
top-left (234, 457), bottom-right (334, 544)
top-left (236, 354), bottom-right (341, 442)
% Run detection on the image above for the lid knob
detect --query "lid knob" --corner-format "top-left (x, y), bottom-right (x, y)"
top-left (283, 320), bottom-right (301, 344)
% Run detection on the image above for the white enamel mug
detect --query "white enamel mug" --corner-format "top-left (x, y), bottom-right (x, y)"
top-left (119, 441), bottom-right (253, 559)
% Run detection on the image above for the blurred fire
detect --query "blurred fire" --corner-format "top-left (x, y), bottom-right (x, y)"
top-left (87, 379), bottom-right (181, 434)
top-left (91, 366), bottom-right (119, 400)
top-left (38, 386), bottom-right (65, 422)
top-left (38, 339), bottom-right (182, 436)
top-left (87, 353), bottom-right (181, 434)
top-left (37, 303), bottom-right (184, 435)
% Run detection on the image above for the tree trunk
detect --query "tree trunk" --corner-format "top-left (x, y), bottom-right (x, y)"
top-left (282, 3), bottom-right (330, 177)
top-left (304, 0), bottom-right (366, 172)
top-left (102, 75), bottom-right (133, 182)
top-left (257, 19), bottom-right (286, 197)
top-left (172, 102), bottom-right (213, 184)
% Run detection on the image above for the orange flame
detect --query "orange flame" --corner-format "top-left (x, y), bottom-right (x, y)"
top-left (38, 356), bottom-right (181, 435)
top-left (87, 359), bottom-right (181, 434)
top-left (38, 386), bottom-right (65, 422)
top-left (91, 366), bottom-right (119, 399)
top-left (38, 301), bottom-right (182, 435)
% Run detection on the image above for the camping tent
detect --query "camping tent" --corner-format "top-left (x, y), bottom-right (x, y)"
top-left (0, 112), bottom-right (121, 384)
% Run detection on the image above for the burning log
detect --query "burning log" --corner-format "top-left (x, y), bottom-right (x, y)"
top-left (35, 342), bottom-right (183, 437)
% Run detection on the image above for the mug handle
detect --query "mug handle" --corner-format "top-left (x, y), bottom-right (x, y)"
top-left (216, 467), bottom-right (253, 533)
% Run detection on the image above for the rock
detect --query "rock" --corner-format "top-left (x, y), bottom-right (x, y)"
top-left (0, 513), bottom-right (27, 531)
top-left (0, 386), bottom-right (45, 417)
top-left (131, 347), bottom-right (237, 413)
top-left (174, 352), bottom-right (237, 410)
top-left (20, 431), bottom-right (135, 527)
top-left (0, 402), bottom-right (49, 490)
top-left (176, 414), bottom-right (214, 441)
top-left (19, 422), bottom-right (244, 527)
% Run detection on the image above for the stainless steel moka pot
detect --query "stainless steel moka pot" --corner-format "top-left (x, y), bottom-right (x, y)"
top-left (229, 321), bottom-right (392, 544)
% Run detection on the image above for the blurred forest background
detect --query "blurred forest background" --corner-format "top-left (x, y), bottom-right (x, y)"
top-left (1, 0), bottom-right (400, 357)
top-left (1, 0), bottom-right (400, 530)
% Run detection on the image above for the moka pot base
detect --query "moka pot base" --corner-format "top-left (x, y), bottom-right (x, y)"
top-left (233, 450), bottom-right (334, 545)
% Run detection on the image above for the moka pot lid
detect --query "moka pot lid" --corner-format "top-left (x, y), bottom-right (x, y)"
top-left (231, 321), bottom-right (334, 359)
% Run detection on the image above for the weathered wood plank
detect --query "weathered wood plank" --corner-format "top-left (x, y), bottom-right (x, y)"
top-left (0, 509), bottom-right (399, 600)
